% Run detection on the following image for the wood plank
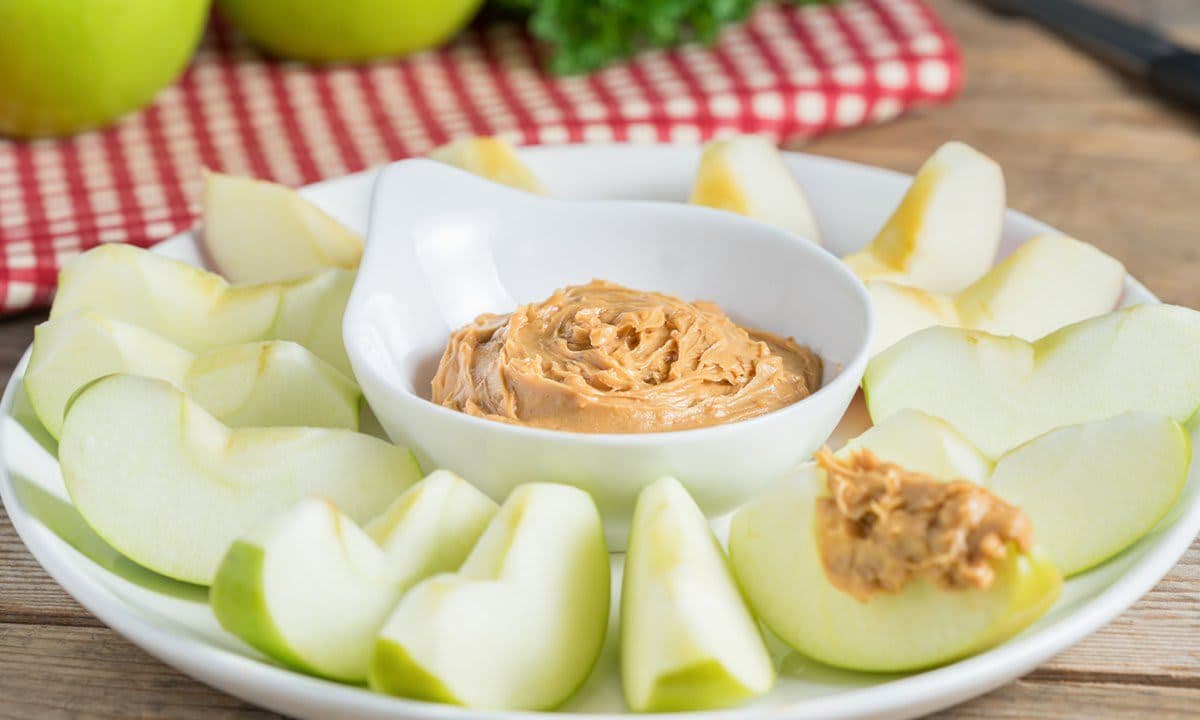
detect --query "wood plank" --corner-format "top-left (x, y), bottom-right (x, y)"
top-left (2, 622), bottom-right (1199, 719)
top-left (0, 623), bottom-right (279, 720)
top-left (0, 504), bottom-right (100, 627)
top-left (1038, 545), bottom-right (1200, 682)
top-left (933, 679), bottom-right (1200, 719)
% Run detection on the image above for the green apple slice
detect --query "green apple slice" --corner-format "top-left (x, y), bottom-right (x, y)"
top-left (955, 234), bottom-right (1125, 342)
top-left (621, 477), bottom-right (774, 712)
top-left (865, 304), bottom-right (1200, 457)
top-left (689, 136), bottom-right (821, 244)
top-left (370, 483), bottom-right (610, 710)
top-left (211, 471), bottom-right (497, 682)
top-left (202, 169), bottom-right (363, 284)
top-left (51, 244), bottom-right (354, 374)
top-left (841, 408), bottom-right (992, 483)
top-left (843, 142), bottom-right (1004, 294)
top-left (25, 311), bottom-right (361, 438)
top-left (428, 136), bottom-right (546, 193)
top-left (866, 279), bottom-right (959, 357)
top-left (989, 412), bottom-right (1190, 576)
top-left (865, 234), bottom-right (1126, 357)
top-left (185, 340), bottom-right (359, 431)
top-left (730, 471), bottom-right (1061, 673)
top-left (59, 374), bottom-right (420, 585)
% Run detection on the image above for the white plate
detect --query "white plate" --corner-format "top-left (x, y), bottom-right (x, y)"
top-left (2, 144), bottom-right (1196, 720)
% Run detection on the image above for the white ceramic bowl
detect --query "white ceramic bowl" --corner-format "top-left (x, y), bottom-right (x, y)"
top-left (343, 159), bottom-right (872, 547)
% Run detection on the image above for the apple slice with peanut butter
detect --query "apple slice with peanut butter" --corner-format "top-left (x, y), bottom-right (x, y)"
top-left (729, 418), bottom-right (1061, 674)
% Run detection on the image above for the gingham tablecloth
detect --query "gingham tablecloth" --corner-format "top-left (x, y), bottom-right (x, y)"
top-left (0, 0), bottom-right (960, 315)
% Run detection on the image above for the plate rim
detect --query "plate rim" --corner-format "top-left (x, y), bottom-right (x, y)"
top-left (0, 142), bottom-right (1191, 720)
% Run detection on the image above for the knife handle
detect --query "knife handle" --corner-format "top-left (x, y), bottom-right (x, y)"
top-left (1148, 51), bottom-right (1200, 111)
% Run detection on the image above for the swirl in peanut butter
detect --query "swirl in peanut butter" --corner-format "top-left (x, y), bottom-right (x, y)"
top-left (431, 280), bottom-right (823, 433)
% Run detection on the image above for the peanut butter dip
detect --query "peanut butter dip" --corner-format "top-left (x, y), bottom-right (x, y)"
top-left (814, 448), bottom-right (1033, 602)
top-left (431, 280), bottom-right (823, 433)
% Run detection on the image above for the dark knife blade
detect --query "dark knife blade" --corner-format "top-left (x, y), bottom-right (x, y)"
top-left (979, 0), bottom-right (1200, 111)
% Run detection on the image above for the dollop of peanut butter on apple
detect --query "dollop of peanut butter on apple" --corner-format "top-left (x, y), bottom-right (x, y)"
top-left (815, 448), bottom-right (1033, 602)
top-left (431, 280), bottom-right (822, 433)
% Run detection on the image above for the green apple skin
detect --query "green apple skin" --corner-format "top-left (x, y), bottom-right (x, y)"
top-left (216, 0), bottom-right (484, 63)
top-left (864, 304), bottom-right (1200, 457)
top-left (729, 470), bottom-right (1062, 673)
top-left (59, 374), bottom-right (420, 585)
top-left (0, 0), bottom-right (210, 138)
top-left (26, 311), bottom-right (361, 438)
top-left (211, 539), bottom-right (317, 673)
top-left (211, 476), bottom-right (496, 682)
top-left (369, 483), bottom-right (610, 711)
top-left (51, 244), bottom-right (355, 374)
top-left (989, 412), bottom-right (1190, 576)
top-left (621, 477), bottom-right (774, 713)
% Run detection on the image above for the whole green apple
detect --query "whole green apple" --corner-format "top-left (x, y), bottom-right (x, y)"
top-left (215, 0), bottom-right (484, 63)
top-left (0, 0), bottom-right (211, 138)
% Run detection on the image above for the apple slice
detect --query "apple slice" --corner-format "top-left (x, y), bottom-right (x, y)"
top-left (51, 244), bottom-right (354, 374)
top-left (865, 304), bottom-right (1200, 457)
top-left (844, 409), bottom-right (1189, 577)
top-left (621, 477), bottom-right (773, 712)
top-left (841, 408), bottom-right (992, 483)
top-left (25, 311), bottom-right (360, 438)
top-left (866, 234), bottom-right (1126, 356)
top-left (201, 169), bottom-right (363, 283)
top-left (989, 412), bottom-right (1189, 576)
top-left (689, 136), bottom-right (821, 244)
top-left (211, 471), bottom-right (497, 682)
top-left (729, 469), bottom-right (1060, 672)
top-left (59, 374), bottom-right (420, 585)
top-left (370, 483), bottom-right (610, 710)
top-left (843, 142), bottom-right (1004, 294)
top-left (428, 137), bottom-right (545, 193)
top-left (866, 280), bottom-right (958, 357)
top-left (955, 234), bottom-right (1125, 341)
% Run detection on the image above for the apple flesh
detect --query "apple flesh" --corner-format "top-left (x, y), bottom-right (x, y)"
top-left (211, 471), bottom-right (497, 682)
top-left (729, 417), bottom-right (1061, 673)
top-left (955, 234), bottom-right (1125, 341)
top-left (370, 483), bottom-right (610, 710)
top-left (843, 142), bottom-right (1004, 294)
top-left (25, 311), bottom-right (361, 438)
top-left (59, 374), bottom-right (421, 585)
top-left (866, 280), bottom-right (959, 357)
top-left (428, 137), bottom-right (546, 193)
top-left (841, 408), bottom-right (992, 483)
top-left (865, 304), bottom-right (1200, 458)
top-left (51, 244), bottom-right (355, 374)
top-left (202, 169), bottom-right (363, 284)
top-left (621, 477), bottom-right (773, 712)
top-left (840, 409), bottom-right (1190, 577)
top-left (689, 136), bottom-right (821, 245)
top-left (989, 412), bottom-right (1189, 576)
top-left (866, 234), bottom-right (1126, 356)
top-left (730, 472), bottom-right (1061, 673)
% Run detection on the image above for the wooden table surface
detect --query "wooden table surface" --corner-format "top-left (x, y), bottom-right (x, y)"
top-left (2, 1), bottom-right (1199, 717)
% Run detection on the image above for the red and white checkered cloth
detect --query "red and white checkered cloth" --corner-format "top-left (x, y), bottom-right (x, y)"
top-left (0, 0), bottom-right (960, 315)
